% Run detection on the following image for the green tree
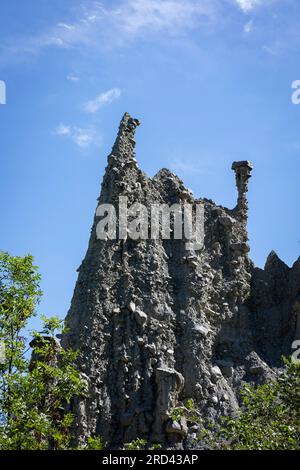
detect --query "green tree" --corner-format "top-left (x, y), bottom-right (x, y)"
top-left (0, 251), bottom-right (84, 450)
top-left (202, 358), bottom-right (300, 450)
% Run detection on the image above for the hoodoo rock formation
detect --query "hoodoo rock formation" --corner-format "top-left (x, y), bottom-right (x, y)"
top-left (62, 113), bottom-right (300, 448)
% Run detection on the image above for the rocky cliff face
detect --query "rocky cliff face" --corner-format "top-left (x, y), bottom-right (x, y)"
top-left (62, 113), bottom-right (300, 447)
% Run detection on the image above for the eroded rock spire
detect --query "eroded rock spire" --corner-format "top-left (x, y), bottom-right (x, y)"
top-left (111, 112), bottom-right (140, 158)
top-left (232, 160), bottom-right (253, 227)
top-left (63, 116), bottom-right (298, 449)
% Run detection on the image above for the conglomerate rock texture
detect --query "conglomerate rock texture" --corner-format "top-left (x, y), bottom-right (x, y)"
top-left (62, 113), bottom-right (300, 447)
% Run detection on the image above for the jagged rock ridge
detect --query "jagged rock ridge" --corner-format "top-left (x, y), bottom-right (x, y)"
top-left (62, 113), bottom-right (300, 447)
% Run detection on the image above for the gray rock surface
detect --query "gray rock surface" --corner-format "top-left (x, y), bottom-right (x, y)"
top-left (62, 113), bottom-right (299, 447)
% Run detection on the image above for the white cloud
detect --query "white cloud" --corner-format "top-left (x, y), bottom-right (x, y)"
top-left (234, 0), bottom-right (279, 13)
top-left (262, 44), bottom-right (277, 55)
top-left (44, 36), bottom-right (69, 48)
top-left (169, 158), bottom-right (208, 175)
top-left (84, 88), bottom-right (121, 113)
top-left (72, 127), bottom-right (97, 148)
top-left (55, 123), bottom-right (100, 149)
top-left (67, 73), bottom-right (80, 82)
top-left (235, 0), bottom-right (262, 13)
top-left (113, 0), bottom-right (215, 36)
top-left (58, 22), bottom-right (75, 31)
top-left (0, 0), bottom-right (216, 62)
top-left (244, 19), bottom-right (253, 33)
top-left (0, 0), bottom-right (284, 65)
top-left (55, 123), bottom-right (71, 136)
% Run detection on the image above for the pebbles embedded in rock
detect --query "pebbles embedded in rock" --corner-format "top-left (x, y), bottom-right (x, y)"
top-left (134, 309), bottom-right (148, 326)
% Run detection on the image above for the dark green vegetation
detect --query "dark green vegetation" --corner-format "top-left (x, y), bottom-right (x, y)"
top-left (0, 252), bottom-right (83, 450)
top-left (194, 358), bottom-right (300, 450)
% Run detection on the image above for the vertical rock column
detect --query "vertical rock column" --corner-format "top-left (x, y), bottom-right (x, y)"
top-left (231, 161), bottom-right (253, 229)
top-left (226, 161), bottom-right (253, 305)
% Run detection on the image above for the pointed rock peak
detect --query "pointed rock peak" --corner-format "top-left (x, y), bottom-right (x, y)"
top-left (119, 112), bottom-right (140, 130)
top-left (265, 250), bottom-right (280, 264)
top-left (264, 250), bottom-right (289, 273)
top-left (111, 112), bottom-right (141, 159)
top-left (154, 168), bottom-right (177, 179)
top-left (153, 168), bottom-right (184, 186)
top-left (116, 112), bottom-right (140, 142)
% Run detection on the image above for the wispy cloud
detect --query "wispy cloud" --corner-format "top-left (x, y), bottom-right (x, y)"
top-left (0, 0), bottom-right (216, 63)
top-left (234, 0), bottom-right (280, 14)
top-left (55, 123), bottom-right (100, 149)
top-left (0, 0), bottom-right (289, 66)
top-left (58, 22), bottom-right (75, 31)
top-left (67, 74), bottom-right (80, 82)
top-left (244, 19), bottom-right (253, 34)
top-left (55, 123), bottom-right (71, 136)
top-left (110, 0), bottom-right (215, 36)
top-left (169, 158), bottom-right (209, 176)
top-left (262, 44), bottom-right (278, 55)
top-left (235, 0), bottom-right (262, 13)
top-left (84, 88), bottom-right (121, 113)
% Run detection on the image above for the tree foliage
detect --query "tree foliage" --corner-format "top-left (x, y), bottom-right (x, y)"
top-left (0, 251), bottom-right (84, 450)
top-left (199, 358), bottom-right (300, 450)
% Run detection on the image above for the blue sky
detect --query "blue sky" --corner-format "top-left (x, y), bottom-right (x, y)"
top-left (0, 0), bottom-right (299, 327)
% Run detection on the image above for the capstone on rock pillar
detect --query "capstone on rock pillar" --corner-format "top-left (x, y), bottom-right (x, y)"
top-left (232, 160), bottom-right (253, 227)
